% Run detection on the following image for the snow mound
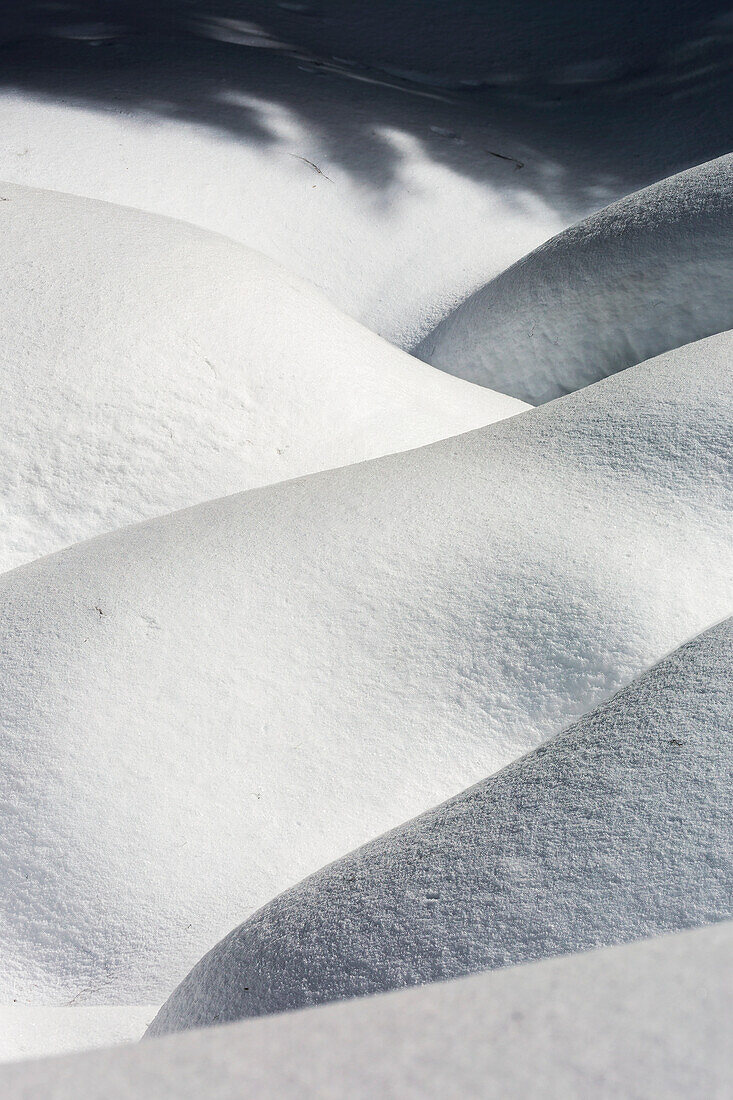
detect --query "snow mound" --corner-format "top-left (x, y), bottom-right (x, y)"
top-left (3, 924), bottom-right (731, 1098)
top-left (0, 181), bottom-right (524, 573)
top-left (418, 155), bottom-right (733, 403)
top-left (0, 334), bottom-right (730, 1005)
top-left (148, 616), bottom-right (733, 1033)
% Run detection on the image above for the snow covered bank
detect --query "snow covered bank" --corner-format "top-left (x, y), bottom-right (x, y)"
top-left (0, 333), bottom-right (729, 1006)
top-left (149, 617), bottom-right (733, 1032)
top-left (3, 923), bottom-right (731, 1098)
top-left (418, 155), bottom-right (733, 403)
top-left (0, 181), bottom-right (524, 573)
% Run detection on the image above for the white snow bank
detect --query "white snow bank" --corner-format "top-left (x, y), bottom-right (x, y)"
top-left (3, 923), bottom-right (731, 1098)
top-left (0, 1007), bottom-right (156, 1065)
top-left (149, 617), bottom-right (733, 1032)
top-left (0, 333), bottom-right (730, 1005)
top-left (418, 155), bottom-right (733, 403)
top-left (0, 181), bottom-right (524, 573)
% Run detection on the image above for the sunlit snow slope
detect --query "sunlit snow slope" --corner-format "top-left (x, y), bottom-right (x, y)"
top-left (150, 617), bottom-right (733, 1031)
top-left (0, 181), bottom-right (524, 572)
top-left (0, 333), bottom-right (730, 1006)
top-left (0, 4), bottom-right (730, 1073)
top-left (2, 923), bottom-right (730, 1098)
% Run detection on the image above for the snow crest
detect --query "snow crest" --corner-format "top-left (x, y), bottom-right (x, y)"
top-left (148, 617), bottom-right (733, 1033)
top-left (418, 155), bottom-right (733, 403)
top-left (0, 335), bottom-right (730, 1006)
top-left (0, 182), bottom-right (524, 573)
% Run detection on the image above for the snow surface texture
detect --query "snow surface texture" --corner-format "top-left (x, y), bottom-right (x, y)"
top-left (3, 923), bottom-right (731, 1098)
top-left (1, 333), bottom-right (731, 1007)
top-left (0, 1007), bottom-right (156, 1065)
top-left (149, 617), bottom-right (733, 1032)
top-left (0, 181), bottom-right (525, 573)
top-left (418, 154), bottom-right (733, 403)
top-left (0, 0), bottom-right (731, 1077)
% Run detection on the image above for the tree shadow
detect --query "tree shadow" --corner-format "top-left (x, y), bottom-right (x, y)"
top-left (0, 1), bottom-right (731, 220)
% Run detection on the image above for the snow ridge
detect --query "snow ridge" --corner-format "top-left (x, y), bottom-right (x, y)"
top-left (148, 616), bottom-right (733, 1033)
top-left (0, 181), bottom-right (524, 574)
top-left (0, 26), bottom-right (730, 1076)
top-left (418, 154), bottom-right (733, 403)
top-left (0, 332), bottom-right (730, 1007)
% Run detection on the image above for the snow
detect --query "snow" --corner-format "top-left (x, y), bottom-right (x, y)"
top-left (2, 922), bottom-right (730, 1098)
top-left (0, 4), bottom-right (729, 348)
top-left (0, 49), bottom-right (566, 349)
top-left (0, 180), bottom-right (524, 573)
top-left (0, 3), bottom-right (731, 1076)
top-left (148, 616), bottom-right (733, 1032)
top-left (418, 154), bottom-right (733, 403)
top-left (0, 1007), bottom-right (156, 1065)
top-left (0, 332), bottom-right (730, 1008)
top-left (5, 0), bottom-right (727, 89)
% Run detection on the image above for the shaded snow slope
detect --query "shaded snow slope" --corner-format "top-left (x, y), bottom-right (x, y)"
top-left (0, 334), bottom-right (730, 1005)
top-left (0, 1007), bottom-right (156, 1065)
top-left (3, 924), bottom-right (731, 1098)
top-left (149, 617), bottom-right (733, 1032)
top-left (0, 181), bottom-right (524, 573)
top-left (3, 0), bottom-right (729, 90)
top-left (418, 155), bottom-right (733, 403)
